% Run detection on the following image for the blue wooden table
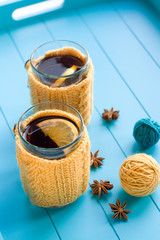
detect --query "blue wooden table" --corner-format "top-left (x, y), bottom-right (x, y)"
top-left (1, 0), bottom-right (160, 239)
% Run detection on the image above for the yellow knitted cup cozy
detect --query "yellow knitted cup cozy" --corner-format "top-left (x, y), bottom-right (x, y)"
top-left (26, 47), bottom-right (94, 126)
top-left (14, 111), bottom-right (90, 207)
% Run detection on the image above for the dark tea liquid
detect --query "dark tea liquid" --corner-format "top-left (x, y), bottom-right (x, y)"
top-left (36, 55), bottom-right (84, 87)
top-left (23, 115), bottom-right (79, 149)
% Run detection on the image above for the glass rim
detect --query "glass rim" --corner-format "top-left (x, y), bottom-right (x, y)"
top-left (18, 101), bottom-right (84, 152)
top-left (30, 40), bottom-right (89, 79)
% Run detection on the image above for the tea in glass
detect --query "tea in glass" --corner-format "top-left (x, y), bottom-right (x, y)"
top-left (18, 102), bottom-right (83, 159)
top-left (30, 40), bottom-right (89, 88)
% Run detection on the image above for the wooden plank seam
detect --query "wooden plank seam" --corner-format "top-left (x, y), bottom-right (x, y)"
top-left (76, 10), bottom-right (151, 119)
top-left (110, 0), bottom-right (160, 69)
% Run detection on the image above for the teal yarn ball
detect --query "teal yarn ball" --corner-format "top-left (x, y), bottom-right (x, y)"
top-left (133, 118), bottom-right (160, 148)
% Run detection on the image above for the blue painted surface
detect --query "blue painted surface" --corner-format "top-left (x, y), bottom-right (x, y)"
top-left (0, 111), bottom-right (59, 240)
top-left (149, 0), bottom-right (160, 13)
top-left (1, 0), bottom-right (160, 239)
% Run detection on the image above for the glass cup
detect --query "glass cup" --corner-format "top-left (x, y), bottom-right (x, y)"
top-left (14, 102), bottom-right (90, 207)
top-left (18, 101), bottom-right (84, 159)
top-left (29, 40), bottom-right (89, 88)
top-left (26, 40), bottom-right (94, 126)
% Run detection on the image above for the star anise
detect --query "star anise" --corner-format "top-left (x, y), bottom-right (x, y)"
top-left (102, 107), bottom-right (119, 121)
top-left (90, 150), bottom-right (104, 168)
top-left (90, 179), bottom-right (113, 197)
top-left (109, 199), bottom-right (131, 220)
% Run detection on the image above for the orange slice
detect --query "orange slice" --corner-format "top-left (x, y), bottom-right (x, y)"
top-left (37, 118), bottom-right (79, 147)
top-left (53, 65), bottom-right (77, 87)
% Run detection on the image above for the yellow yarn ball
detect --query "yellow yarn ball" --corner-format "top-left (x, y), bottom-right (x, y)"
top-left (119, 154), bottom-right (160, 197)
